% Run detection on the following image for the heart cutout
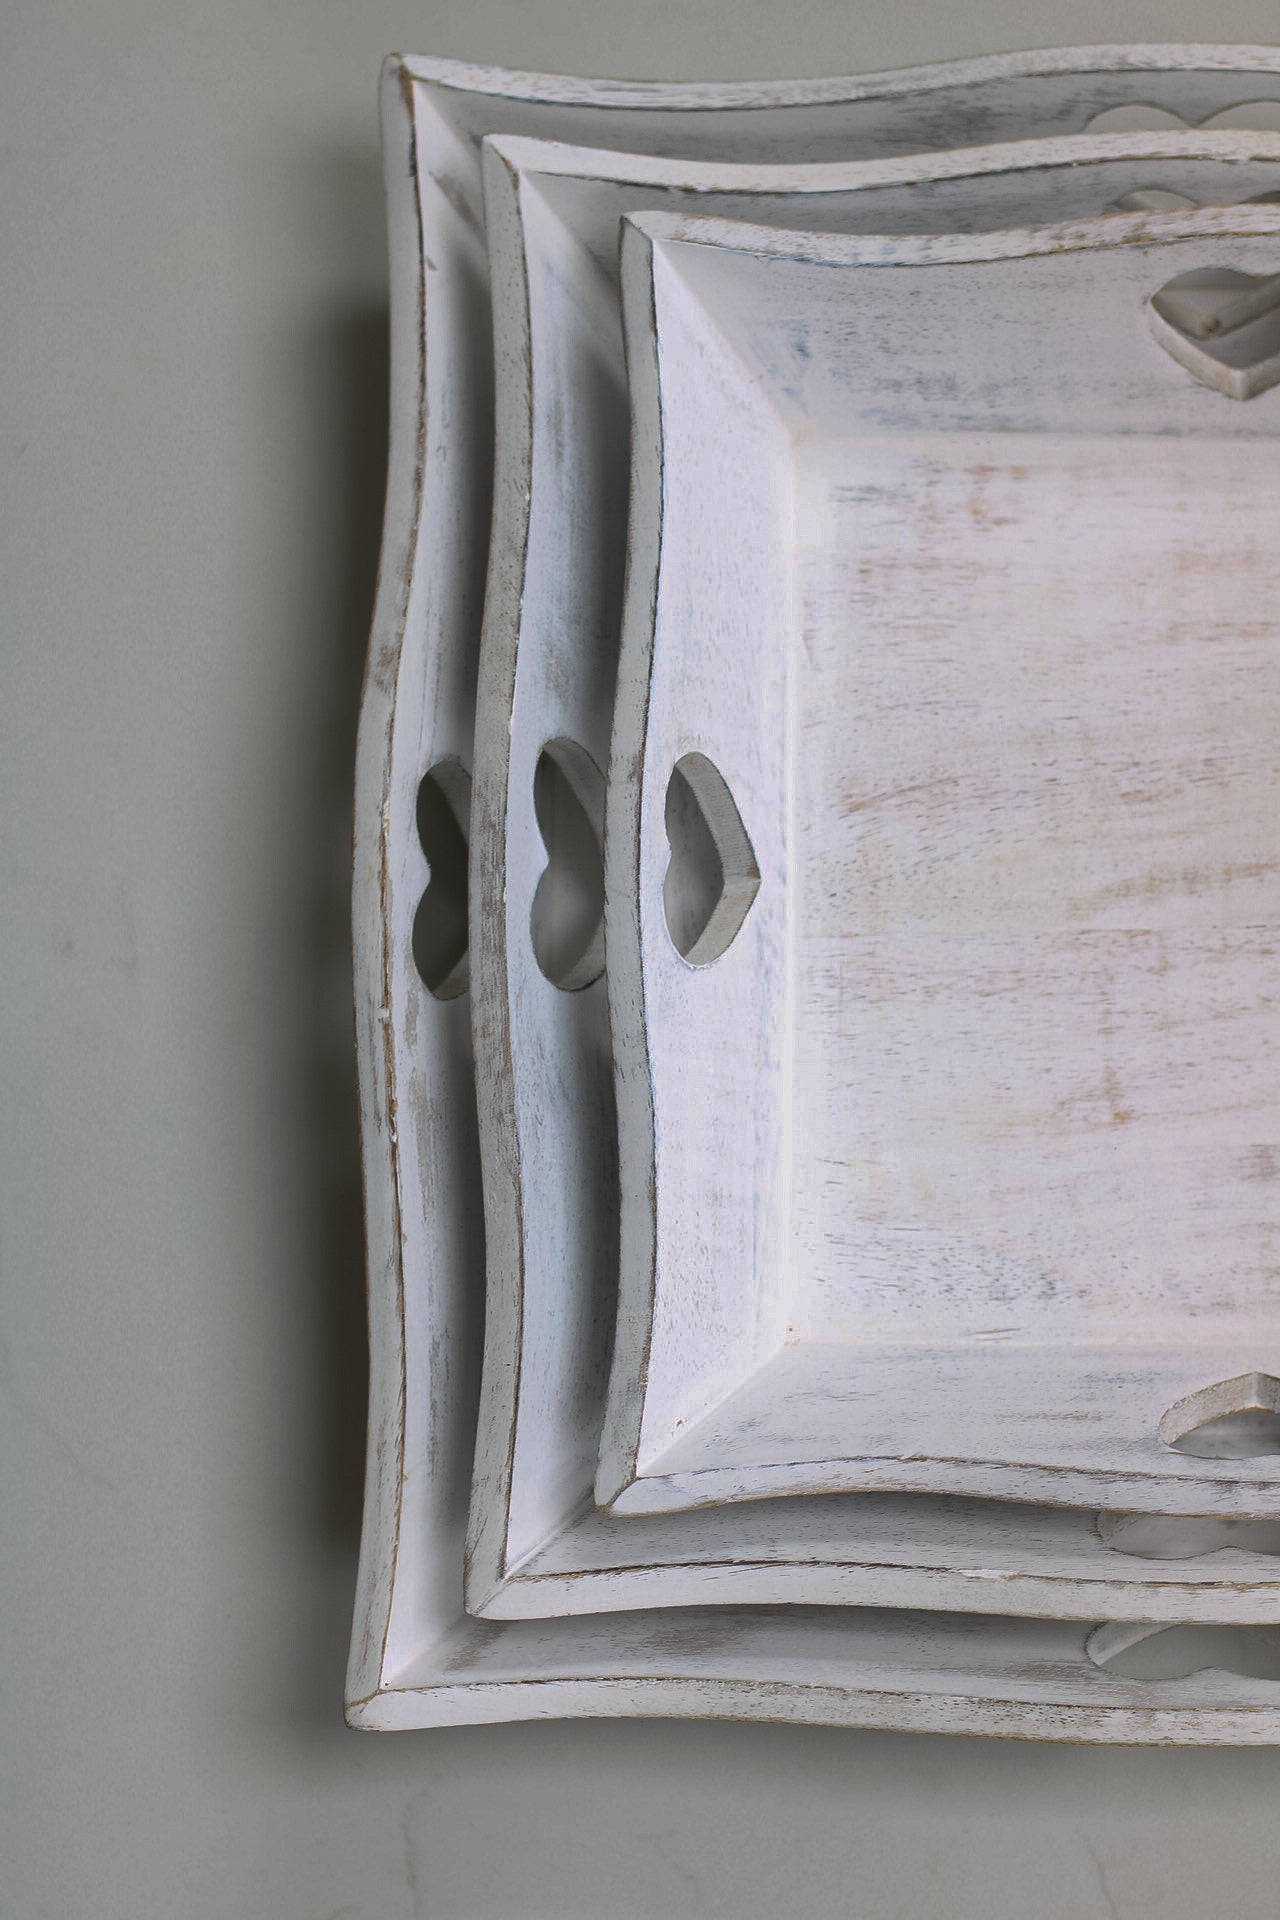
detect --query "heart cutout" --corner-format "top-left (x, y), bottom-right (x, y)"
top-left (1086, 101), bottom-right (1280, 134)
top-left (1148, 268), bottom-right (1280, 398)
top-left (663, 752), bottom-right (759, 967)
top-left (413, 759), bottom-right (471, 999)
top-left (1097, 1511), bottom-right (1280, 1559)
top-left (1087, 1622), bottom-right (1280, 1683)
top-left (1114, 187), bottom-right (1280, 214)
top-left (531, 737), bottom-right (606, 992)
top-left (1158, 1372), bottom-right (1280, 1458)
top-left (1113, 187), bottom-right (1198, 212)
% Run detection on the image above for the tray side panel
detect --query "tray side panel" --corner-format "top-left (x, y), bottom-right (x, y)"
top-left (600, 224), bottom-right (795, 1503)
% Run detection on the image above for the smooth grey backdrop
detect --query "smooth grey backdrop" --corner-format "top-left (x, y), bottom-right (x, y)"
top-left (7, 2), bottom-right (1280, 1915)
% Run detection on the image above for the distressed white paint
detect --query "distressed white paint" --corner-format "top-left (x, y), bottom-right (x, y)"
top-left (353, 49), bottom-right (1280, 1736)
top-left (600, 204), bottom-right (1280, 1521)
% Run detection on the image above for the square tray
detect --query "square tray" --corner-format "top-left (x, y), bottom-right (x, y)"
top-left (352, 48), bottom-right (1280, 1732)
top-left (466, 128), bottom-right (1280, 1617)
top-left (598, 202), bottom-right (1280, 1519)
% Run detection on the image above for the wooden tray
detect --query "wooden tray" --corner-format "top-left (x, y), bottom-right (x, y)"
top-left (598, 203), bottom-right (1280, 1520)
top-left (466, 130), bottom-right (1280, 1617)
top-left (353, 48), bottom-right (1280, 1732)
top-left (478, 1493), bottom-right (1280, 1621)
top-left (347, 1606), bottom-right (1280, 1738)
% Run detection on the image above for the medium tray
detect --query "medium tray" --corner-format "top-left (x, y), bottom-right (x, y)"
top-left (353, 47), bottom-right (1280, 1732)
top-left (479, 1493), bottom-right (1280, 1621)
top-left (598, 203), bottom-right (1280, 1519)
top-left (466, 129), bottom-right (1280, 1617)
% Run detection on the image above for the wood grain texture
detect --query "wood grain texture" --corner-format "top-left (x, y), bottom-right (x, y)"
top-left (600, 204), bottom-right (1280, 1519)
top-left (352, 48), bottom-right (1280, 1734)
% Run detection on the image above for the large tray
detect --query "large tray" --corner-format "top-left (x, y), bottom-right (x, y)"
top-left (347, 1607), bottom-right (1280, 1738)
top-left (352, 48), bottom-right (1280, 1732)
top-left (466, 129), bottom-right (1280, 1617)
top-left (598, 203), bottom-right (1280, 1519)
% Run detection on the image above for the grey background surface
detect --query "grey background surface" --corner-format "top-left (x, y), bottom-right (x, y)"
top-left (7, 2), bottom-right (1280, 1915)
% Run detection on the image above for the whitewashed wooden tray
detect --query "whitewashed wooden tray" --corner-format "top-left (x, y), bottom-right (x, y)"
top-left (466, 130), bottom-right (1280, 1617)
top-left (347, 1606), bottom-right (1280, 1738)
top-left (352, 48), bottom-right (1280, 1735)
top-left (478, 1494), bottom-right (1280, 1621)
top-left (598, 202), bottom-right (1280, 1524)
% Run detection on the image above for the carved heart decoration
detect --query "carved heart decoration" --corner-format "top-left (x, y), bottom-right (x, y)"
top-left (1148, 266), bottom-right (1280, 398)
top-left (413, 759), bottom-right (471, 999)
top-left (1086, 101), bottom-right (1280, 134)
top-left (1158, 1371), bottom-right (1280, 1458)
top-left (1087, 1622), bottom-right (1280, 1682)
top-left (1098, 1511), bottom-right (1280, 1559)
top-left (663, 751), bottom-right (760, 967)
top-left (1114, 187), bottom-right (1280, 214)
top-left (531, 737), bottom-right (606, 991)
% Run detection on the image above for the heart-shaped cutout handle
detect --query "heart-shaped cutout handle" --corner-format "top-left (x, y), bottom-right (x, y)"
top-left (1098, 1511), bottom-right (1280, 1559)
top-left (1158, 1372), bottom-right (1280, 1458)
top-left (663, 752), bottom-right (760, 967)
top-left (531, 737), bottom-right (606, 992)
top-left (1087, 1622), bottom-right (1280, 1683)
top-left (413, 759), bottom-right (471, 1000)
top-left (1148, 266), bottom-right (1280, 398)
top-left (1086, 100), bottom-right (1280, 134)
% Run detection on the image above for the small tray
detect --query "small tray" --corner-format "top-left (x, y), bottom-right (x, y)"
top-left (466, 129), bottom-right (1280, 1616)
top-left (598, 203), bottom-right (1280, 1519)
top-left (353, 47), bottom-right (1280, 1733)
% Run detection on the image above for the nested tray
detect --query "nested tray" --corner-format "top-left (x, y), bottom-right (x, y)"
top-left (353, 48), bottom-right (1280, 1734)
top-left (466, 130), bottom-right (1280, 1617)
top-left (598, 203), bottom-right (1280, 1520)
top-left (483, 1495), bottom-right (1280, 1621)
top-left (347, 1607), bottom-right (1280, 1739)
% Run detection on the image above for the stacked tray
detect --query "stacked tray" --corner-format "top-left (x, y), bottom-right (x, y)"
top-left (348, 46), bottom-right (1280, 1739)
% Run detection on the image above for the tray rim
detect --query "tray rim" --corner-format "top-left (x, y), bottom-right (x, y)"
top-left (399, 43), bottom-right (1280, 109)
